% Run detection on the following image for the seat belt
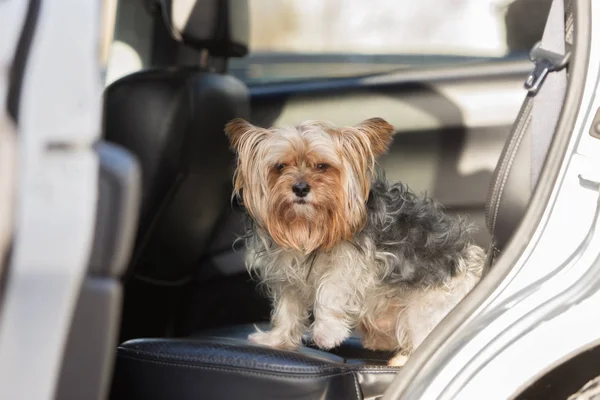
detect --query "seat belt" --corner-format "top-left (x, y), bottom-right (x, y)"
top-left (526, 0), bottom-right (571, 188)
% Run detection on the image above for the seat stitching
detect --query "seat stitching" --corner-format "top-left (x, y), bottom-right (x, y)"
top-left (491, 112), bottom-right (531, 233)
top-left (486, 113), bottom-right (526, 221)
top-left (352, 370), bottom-right (400, 374)
top-left (486, 98), bottom-right (533, 231)
top-left (489, 109), bottom-right (531, 231)
top-left (491, 124), bottom-right (528, 232)
top-left (118, 347), bottom-right (403, 372)
top-left (118, 354), bottom-right (357, 380)
top-left (351, 366), bottom-right (400, 372)
top-left (118, 351), bottom-right (346, 374)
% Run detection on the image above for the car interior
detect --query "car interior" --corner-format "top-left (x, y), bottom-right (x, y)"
top-left (51, 0), bottom-right (566, 398)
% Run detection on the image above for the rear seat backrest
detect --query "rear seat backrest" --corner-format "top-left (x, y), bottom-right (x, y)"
top-left (103, 0), bottom-right (250, 340)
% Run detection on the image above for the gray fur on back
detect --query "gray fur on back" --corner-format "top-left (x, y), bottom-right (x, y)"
top-left (357, 178), bottom-right (476, 288)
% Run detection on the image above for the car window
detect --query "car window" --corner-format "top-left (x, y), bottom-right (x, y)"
top-left (229, 0), bottom-right (551, 85)
top-left (104, 0), bottom-right (154, 86)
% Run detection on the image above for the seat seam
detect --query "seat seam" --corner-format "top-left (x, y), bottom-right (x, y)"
top-left (118, 347), bottom-right (400, 371)
top-left (487, 114), bottom-right (525, 219)
top-left (353, 370), bottom-right (399, 374)
top-left (486, 97), bottom-right (533, 232)
top-left (344, 358), bottom-right (393, 363)
top-left (491, 112), bottom-right (532, 233)
top-left (489, 109), bottom-right (531, 230)
top-left (117, 350), bottom-right (345, 373)
top-left (118, 354), bottom-right (357, 380)
top-left (352, 365), bottom-right (400, 371)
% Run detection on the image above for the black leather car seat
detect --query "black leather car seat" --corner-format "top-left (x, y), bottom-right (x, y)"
top-left (103, 0), bottom-right (249, 342)
top-left (111, 323), bottom-right (399, 400)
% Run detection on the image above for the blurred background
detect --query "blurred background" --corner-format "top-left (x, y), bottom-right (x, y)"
top-left (232, 0), bottom-right (551, 83)
top-left (107, 0), bottom-right (552, 85)
top-left (250, 0), bottom-right (513, 54)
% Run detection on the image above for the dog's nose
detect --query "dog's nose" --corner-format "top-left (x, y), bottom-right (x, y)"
top-left (292, 181), bottom-right (310, 197)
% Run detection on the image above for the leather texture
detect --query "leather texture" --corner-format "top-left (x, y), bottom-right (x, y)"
top-left (104, 67), bottom-right (249, 282)
top-left (158, 0), bottom-right (249, 57)
top-left (111, 328), bottom-right (399, 400)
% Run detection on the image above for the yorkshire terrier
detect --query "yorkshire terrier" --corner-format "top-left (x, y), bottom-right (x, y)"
top-left (225, 117), bottom-right (485, 366)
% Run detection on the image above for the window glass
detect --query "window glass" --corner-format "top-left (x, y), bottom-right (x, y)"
top-left (229, 0), bottom-right (551, 85)
top-left (104, 0), bottom-right (154, 86)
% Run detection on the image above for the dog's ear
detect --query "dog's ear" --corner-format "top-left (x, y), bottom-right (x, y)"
top-left (224, 118), bottom-right (252, 151)
top-left (225, 119), bottom-right (270, 201)
top-left (354, 118), bottom-right (395, 157)
top-left (225, 118), bottom-right (270, 152)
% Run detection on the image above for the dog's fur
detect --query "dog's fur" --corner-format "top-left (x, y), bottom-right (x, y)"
top-left (225, 117), bottom-right (484, 366)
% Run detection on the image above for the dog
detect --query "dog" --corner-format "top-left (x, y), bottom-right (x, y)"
top-left (225, 117), bottom-right (485, 366)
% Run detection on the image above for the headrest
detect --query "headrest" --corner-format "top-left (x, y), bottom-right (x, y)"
top-left (158, 0), bottom-right (249, 57)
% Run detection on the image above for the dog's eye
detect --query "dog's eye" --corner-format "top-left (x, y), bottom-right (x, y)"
top-left (316, 163), bottom-right (330, 171)
top-left (275, 163), bottom-right (286, 172)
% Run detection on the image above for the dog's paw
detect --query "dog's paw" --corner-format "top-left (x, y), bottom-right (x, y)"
top-left (388, 354), bottom-right (409, 367)
top-left (248, 330), bottom-right (298, 349)
top-left (311, 322), bottom-right (349, 350)
top-left (361, 334), bottom-right (398, 351)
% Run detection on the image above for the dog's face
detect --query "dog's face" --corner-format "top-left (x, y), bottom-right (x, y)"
top-left (226, 118), bottom-right (394, 254)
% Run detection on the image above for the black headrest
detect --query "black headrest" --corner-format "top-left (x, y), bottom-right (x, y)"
top-left (158, 0), bottom-right (249, 57)
top-left (103, 67), bottom-right (249, 280)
